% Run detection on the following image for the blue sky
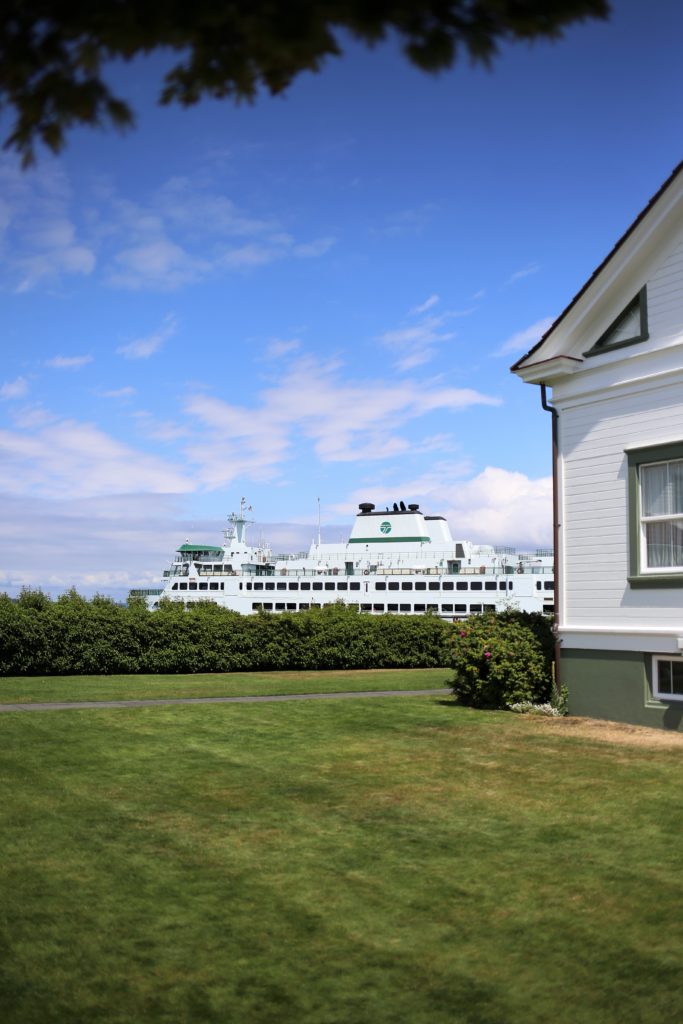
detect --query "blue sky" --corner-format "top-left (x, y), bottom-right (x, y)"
top-left (2, 0), bottom-right (682, 597)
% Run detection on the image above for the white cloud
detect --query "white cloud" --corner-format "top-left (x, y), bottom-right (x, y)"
top-left (263, 338), bottom-right (302, 360)
top-left (8, 405), bottom-right (56, 429)
top-left (0, 377), bottom-right (28, 400)
top-left (377, 313), bottom-right (457, 370)
top-left (109, 239), bottom-right (208, 290)
top-left (495, 317), bottom-right (554, 357)
top-left (0, 417), bottom-right (193, 500)
top-left (505, 263), bottom-right (540, 286)
top-left (154, 176), bottom-right (282, 240)
top-left (293, 237), bottom-right (336, 258)
top-left (0, 159), bottom-right (96, 292)
top-left (219, 243), bottom-right (284, 270)
top-left (340, 464), bottom-right (552, 549)
top-left (117, 314), bottom-right (177, 359)
top-left (410, 294), bottom-right (439, 315)
top-left (0, 492), bottom-right (193, 598)
top-left (45, 354), bottom-right (93, 369)
top-left (102, 386), bottom-right (136, 399)
top-left (99, 176), bottom-right (335, 290)
top-left (0, 160), bottom-right (336, 293)
top-left (183, 356), bottom-right (500, 488)
top-left (133, 411), bottom-right (188, 442)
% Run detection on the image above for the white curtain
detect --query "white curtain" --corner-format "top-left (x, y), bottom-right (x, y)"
top-left (645, 521), bottom-right (683, 568)
top-left (642, 461), bottom-right (683, 568)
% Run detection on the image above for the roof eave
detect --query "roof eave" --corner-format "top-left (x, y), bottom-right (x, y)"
top-left (510, 160), bottom-right (683, 375)
top-left (514, 355), bottom-right (584, 385)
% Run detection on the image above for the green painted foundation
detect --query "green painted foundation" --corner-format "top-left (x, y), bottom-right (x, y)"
top-left (562, 648), bottom-right (683, 732)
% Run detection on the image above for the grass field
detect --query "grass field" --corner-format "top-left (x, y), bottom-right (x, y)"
top-left (2, 690), bottom-right (683, 1023)
top-left (0, 667), bottom-right (450, 704)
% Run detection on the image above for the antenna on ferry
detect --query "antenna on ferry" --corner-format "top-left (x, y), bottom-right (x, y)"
top-left (317, 497), bottom-right (321, 548)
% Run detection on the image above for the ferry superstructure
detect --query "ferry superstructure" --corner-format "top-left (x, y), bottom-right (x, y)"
top-left (133, 499), bottom-right (554, 619)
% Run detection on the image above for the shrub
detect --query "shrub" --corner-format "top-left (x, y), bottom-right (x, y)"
top-left (0, 591), bottom-right (452, 676)
top-left (449, 612), bottom-right (553, 710)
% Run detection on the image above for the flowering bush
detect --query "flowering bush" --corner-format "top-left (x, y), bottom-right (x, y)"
top-left (508, 701), bottom-right (561, 717)
top-left (448, 611), bottom-right (553, 710)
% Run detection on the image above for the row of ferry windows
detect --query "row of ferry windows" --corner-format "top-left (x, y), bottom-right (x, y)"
top-left (169, 578), bottom-right (553, 594)
top-left (171, 582), bottom-right (225, 591)
top-left (251, 602), bottom-right (498, 614)
top-left (242, 579), bottom-right (513, 592)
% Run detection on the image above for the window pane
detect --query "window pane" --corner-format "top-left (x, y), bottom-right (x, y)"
top-left (671, 462), bottom-right (683, 513)
top-left (645, 521), bottom-right (683, 568)
top-left (642, 463), bottom-right (670, 516)
top-left (674, 520), bottom-right (683, 566)
top-left (642, 461), bottom-right (683, 516)
top-left (673, 661), bottom-right (683, 695)
top-left (659, 660), bottom-right (672, 694)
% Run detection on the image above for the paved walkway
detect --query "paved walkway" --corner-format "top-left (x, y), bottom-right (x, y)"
top-left (0, 687), bottom-right (451, 713)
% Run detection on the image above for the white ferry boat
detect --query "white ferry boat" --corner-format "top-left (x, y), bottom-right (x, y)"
top-left (133, 499), bottom-right (554, 619)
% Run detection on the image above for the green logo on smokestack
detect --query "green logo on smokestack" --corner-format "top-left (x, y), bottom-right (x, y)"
top-left (380, 521), bottom-right (392, 534)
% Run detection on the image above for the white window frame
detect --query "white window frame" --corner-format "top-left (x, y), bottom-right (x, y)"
top-left (639, 458), bottom-right (683, 574)
top-left (627, 442), bottom-right (683, 587)
top-left (653, 656), bottom-right (683, 702)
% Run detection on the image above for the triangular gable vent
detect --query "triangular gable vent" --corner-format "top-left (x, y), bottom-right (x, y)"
top-left (584, 286), bottom-right (648, 357)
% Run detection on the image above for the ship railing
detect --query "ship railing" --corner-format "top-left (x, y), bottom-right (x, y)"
top-left (235, 565), bottom-right (554, 578)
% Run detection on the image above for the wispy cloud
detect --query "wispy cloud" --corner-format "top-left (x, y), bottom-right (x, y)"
top-left (132, 411), bottom-right (189, 442)
top-left (109, 239), bottom-right (207, 290)
top-left (0, 159), bottom-right (96, 293)
top-left (410, 294), bottom-right (439, 316)
top-left (0, 416), bottom-right (193, 499)
top-left (494, 317), bottom-right (554, 357)
top-left (8, 405), bottom-right (56, 430)
top-left (0, 377), bottom-right (28, 400)
top-left (293, 237), bottom-right (336, 258)
top-left (0, 159), bottom-right (337, 294)
top-left (263, 338), bottom-right (302, 360)
top-left (101, 386), bottom-right (136, 400)
top-left (373, 204), bottom-right (438, 237)
top-left (183, 355), bottom-right (500, 489)
top-left (99, 175), bottom-right (336, 290)
top-left (45, 354), bottom-right (93, 369)
top-left (504, 263), bottom-right (540, 286)
top-left (378, 301), bottom-right (462, 370)
top-left (117, 313), bottom-right (177, 360)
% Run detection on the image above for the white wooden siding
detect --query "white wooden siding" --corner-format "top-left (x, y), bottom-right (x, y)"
top-left (560, 378), bottom-right (683, 630)
top-left (648, 238), bottom-right (683, 344)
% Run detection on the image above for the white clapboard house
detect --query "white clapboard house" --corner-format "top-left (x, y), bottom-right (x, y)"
top-left (513, 161), bottom-right (683, 730)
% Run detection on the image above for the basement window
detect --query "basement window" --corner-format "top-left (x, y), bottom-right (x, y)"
top-left (653, 657), bottom-right (683, 701)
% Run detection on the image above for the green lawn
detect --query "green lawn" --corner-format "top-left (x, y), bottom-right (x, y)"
top-left (0, 667), bottom-right (449, 704)
top-left (2, 695), bottom-right (683, 1023)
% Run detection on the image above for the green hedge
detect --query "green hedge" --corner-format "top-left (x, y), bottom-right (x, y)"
top-left (0, 590), bottom-right (452, 676)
